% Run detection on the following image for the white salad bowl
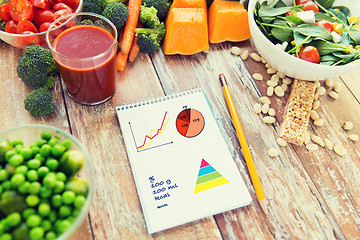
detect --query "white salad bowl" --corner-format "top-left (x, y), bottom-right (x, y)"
top-left (248, 0), bottom-right (360, 81)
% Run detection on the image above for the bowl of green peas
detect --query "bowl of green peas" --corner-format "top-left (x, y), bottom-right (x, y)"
top-left (0, 124), bottom-right (94, 240)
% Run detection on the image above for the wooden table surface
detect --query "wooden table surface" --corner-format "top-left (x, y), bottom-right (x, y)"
top-left (1, 38), bottom-right (360, 240)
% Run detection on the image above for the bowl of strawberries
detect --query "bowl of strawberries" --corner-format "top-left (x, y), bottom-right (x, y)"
top-left (0, 0), bottom-right (83, 48)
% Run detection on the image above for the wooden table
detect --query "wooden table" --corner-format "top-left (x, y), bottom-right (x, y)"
top-left (1, 38), bottom-right (360, 240)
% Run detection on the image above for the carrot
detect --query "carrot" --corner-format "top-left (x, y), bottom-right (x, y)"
top-left (129, 35), bottom-right (140, 63)
top-left (116, 0), bottom-right (142, 71)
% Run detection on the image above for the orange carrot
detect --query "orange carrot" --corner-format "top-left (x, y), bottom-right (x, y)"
top-left (116, 0), bottom-right (142, 71)
top-left (129, 35), bottom-right (140, 63)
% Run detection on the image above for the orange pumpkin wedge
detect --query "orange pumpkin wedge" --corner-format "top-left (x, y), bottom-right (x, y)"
top-left (208, 0), bottom-right (251, 43)
top-left (169, 0), bottom-right (207, 11)
top-left (163, 8), bottom-right (209, 55)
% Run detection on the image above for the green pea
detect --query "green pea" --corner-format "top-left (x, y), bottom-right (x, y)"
top-left (28, 182), bottom-right (41, 195)
top-left (56, 172), bottom-right (67, 182)
top-left (39, 186), bottom-right (52, 198)
top-left (0, 169), bottom-right (9, 181)
top-left (0, 233), bottom-right (12, 240)
top-left (48, 210), bottom-right (57, 223)
top-left (30, 146), bottom-right (40, 155)
top-left (62, 191), bottom-right (75, 205)
top-left (15, 144), bottom-right (24, 153)
top-left (55, 219), bottom-right (71, 234)
top-left (10, 173), bottom-right (25, 187)
top-left (26, 214), bottom-right (42, 227)
top-left (11, 223), bottom-right (29, 240)
top-left (8, 154), bottom-right (24, 167)
top-left (19, 147), bottom-right (33, 160)
top-left (39, 144), bottom-right (52, 158)
top-left (26, 170), bottom-right (38, 182)
top-left (27, 159), bottom-right (41, 170)
top-left (15, 165), bottom-right (28, 175)
top-left (1, 181), bottom-right (12, 190)
top-left (53, 181), bottom-right (65, 194)
top-left (61, 139), bottom-right (72, 150)
top-left (41, 220), bottom-right (52, 231)
top-left (51, 144), bottom-right (66, 157)
top-left (0, 186), bottom-right (2, 195)
top-left (22, 208), bottom-right (36, 219)
top-left (5, 150), bottom-right (16, 162)
top-left (0, 219), bottom-right (10, 233)
top-left (38, 203), bottom-right (51, 217)
top-left (26, 195), bottom-right (40, 207)
top-left (11, 139), bottom-right (23, 147)
top-left (34, 153), bottom-right (45, 162)
top-left (43, 173), bottom-right (57, 188)
top-left (5, 164), bottom-right (15, 175)
top-left (72, 208), bottom-right (81, 217)
top-left (36, 139), bottom-right (48, 147)
top-left (45, 158), bottom-right (59, 171)
top-left (18, 181), bottom-right (30, 194)
top-left (29, 226), bottom-right (44, 240)
top-left (41, 131), bottom-right (52, 140)
top-left (58, 205), bottom-right (72, 218)
top-left (6, 212), bottom-right (21, 227)
top-left (51, 194), bottom-right (62, 208)
top-left (48, 137), bottom-right (59, 146)
top-left (37, 166), bottom-right (49, 178)
top-left (74, 195), bottom-right (86, 209)
top-left (45, 231), bottom-right (56, 240)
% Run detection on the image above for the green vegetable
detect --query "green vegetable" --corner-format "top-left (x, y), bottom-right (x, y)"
top-left (65, 177), bottom-right (89, 196)
top-left (82, 0), bottom-right (107, 14)
top-left (24, 88), bottom-right (55, 117)
top-left (142, 0), bottom-right (171, 21)
top-left (58, 150), bottom-right (85, 177)
top-left (0, 191), bottom-right (27, 216)
top-left (17, 45), bottom-right (58, 90)
top-left (101, 2), bottom-right (129, 30)
top-left (135, 6), bottom-right (166, 53)
top-left (0, 139), bottom-right (12, 164)
top-left (254, 0), bottom-right (360, 65)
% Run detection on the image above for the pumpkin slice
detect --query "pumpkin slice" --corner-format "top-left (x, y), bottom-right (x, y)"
top-left (163, 8), bottom-right (209, 55)
top-left (208, 0), bottom-right (251, 43)
top-left (170, 0), bottom-right (207, 10)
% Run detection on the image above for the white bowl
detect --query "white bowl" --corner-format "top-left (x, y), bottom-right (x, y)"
top-left (248, 0), bottom-right (360, 81)
top-left (0, 0), bottom-right (83, 49)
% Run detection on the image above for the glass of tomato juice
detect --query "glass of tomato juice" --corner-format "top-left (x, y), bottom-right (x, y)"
top-left (46, 13), bottom-right (117, 105)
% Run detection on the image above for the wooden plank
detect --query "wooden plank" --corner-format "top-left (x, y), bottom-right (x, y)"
top-left (0, 43), bottom-right (93, 239)
top-left (63, 53), bottom-right (222, 239)
top-left (341, 68), bottom-right (360, 103)
top-left (151, 41), bottom-right (348, 239)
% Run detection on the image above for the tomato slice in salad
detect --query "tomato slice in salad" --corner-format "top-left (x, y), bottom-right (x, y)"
top-left (0, 3), bottom-right (12, 22)
top-left (9, 0), bottom-right (35, 22)
top-left (295, 0), bottom-right (312, 5)
top-left (302, 2), bottom-right (319, 12)
top-left (17, 19), bottom-right (39, 34)
top-left (298, 46), bottom-right (320, 64)
top-left (5, 20), bottom-right (18, 33)
top-left (314, 20), bottom-right (334, 33)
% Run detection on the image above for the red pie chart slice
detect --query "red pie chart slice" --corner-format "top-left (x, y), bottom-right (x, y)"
top-left (176, 109), bottom-right (204, 137)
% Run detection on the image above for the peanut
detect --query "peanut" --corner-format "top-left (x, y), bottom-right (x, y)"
top-left (334, 145), bottom-right (346, 156)
top-left (231, 46), bottom-right (242, 55)
top-left (328, 91), bottom-right (339, 99)
top-left (268, 108), bottom-right (276, 117)
top-left (316, 87), bottom-right (326, 96)
top-left (310, 110), bottom-right (320, 120)
top-left (314, 81), bottom-right (321, 89)
top-left (281, 83), bottom-right (288, 92)
top-left (333, 81), bottom-right (342, 93)
top-left (267, 67), bottom-right (277, 74)
top-left (261, 104), bottom-right (270, 114)
top-left (253, 103), bottom-right (262, 114)
top-left (314, 119), bottom-right (325, 127)
top-left (306, 144), bottom-right (318, 151)
top-left (349, 134), bottom-right (359, 142)
top-left (325, 78), bottom-right (334, 88)
top-left (276, 71), bottom-right (285, 79)
top-left (312, 100), bottom-right (320, 110)
top-left (271, 74), bottom-right (280, 82)
top-left (324, 138), bottom-right (334, 150)
top-left (342, 121), bottom-right (353, 130)
top-left (262, 116), bottom-right (276, 124)
top-left (266, 80), bottom-right (278, 87)
top-left (282, 77), bottom-right (292, 85)
top-left (267, 87), bottom-right (274, 97)
top-left (304, 132), bottom-right (311, 145)
top-left (274, 86), bottom-right (285, 97)
top-left (261, 57), bottom-right (267, 64)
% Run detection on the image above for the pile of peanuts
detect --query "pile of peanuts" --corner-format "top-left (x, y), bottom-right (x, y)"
top-left (230, 46), bottom-right (359, 158)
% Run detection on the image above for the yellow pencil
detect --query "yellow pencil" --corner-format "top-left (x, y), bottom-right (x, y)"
top-left (219, 73), bottom-right (268, 214)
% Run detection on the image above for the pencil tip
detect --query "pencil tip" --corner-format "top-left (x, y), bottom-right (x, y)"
top-left (219, 73), bottom-right (227, 86)
top-left (259, 199), bottom-right (269, 214)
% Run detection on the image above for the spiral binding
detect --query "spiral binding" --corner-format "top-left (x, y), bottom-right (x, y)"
top-left (116, 88), bottom-right (202, 111)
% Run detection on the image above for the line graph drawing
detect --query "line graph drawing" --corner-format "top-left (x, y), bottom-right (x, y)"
top-left (129, 111), bottom-right (173, 152)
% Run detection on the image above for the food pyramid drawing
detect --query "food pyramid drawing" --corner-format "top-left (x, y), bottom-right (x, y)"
top-left (194, 159), bottom-right (229, 194)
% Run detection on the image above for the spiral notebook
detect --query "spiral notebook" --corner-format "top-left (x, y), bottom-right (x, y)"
top-left (116, 88), bottom-right (252, 234)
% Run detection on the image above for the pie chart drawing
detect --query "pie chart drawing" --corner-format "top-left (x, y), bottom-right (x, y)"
top-left (176, 109), bottom-right (205, 137)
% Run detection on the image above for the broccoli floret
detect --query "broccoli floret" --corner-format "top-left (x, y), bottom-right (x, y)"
top-left (83, 0), bottom-right (107, 14)
top-left (139, 5), bottom-right (160, 28)
top-left (135, 23), bottom-right (166, 53)
top-left (24, 88), bottom-right (55, 117)
top-left (142, 0), bottom-right (171, 21)
top-left (17, 45), bottom-right (58, 90)
top-left (102, 2), bottom-right (129, 30)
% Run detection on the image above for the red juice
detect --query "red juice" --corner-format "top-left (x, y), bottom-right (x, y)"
top-left (53, 25), bottom-right (116, 104)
